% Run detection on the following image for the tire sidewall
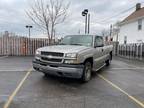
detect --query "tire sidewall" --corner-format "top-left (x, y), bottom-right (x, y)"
top-left (82, 62), bottom-right (92, 82)
top-left (106, 53), bottom-right (112, 66)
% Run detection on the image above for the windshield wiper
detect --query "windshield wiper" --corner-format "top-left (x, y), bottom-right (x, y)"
top-left (70, 43), bottom-right (82, 46)
top-left (59, 43), bottom-right (66, 45)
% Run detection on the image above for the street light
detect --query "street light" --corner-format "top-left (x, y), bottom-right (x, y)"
top-left (26, 25), bottom-right (33, 55)
top-left (82, 9), bottom-right (88, 34)
top-left (26, 25), bottom-right (33, 39)
top-left (82, 9), bottom-right (90, 34)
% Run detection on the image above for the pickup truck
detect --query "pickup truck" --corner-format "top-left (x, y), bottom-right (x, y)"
top-left (33, 35), bottom-right (113, 82)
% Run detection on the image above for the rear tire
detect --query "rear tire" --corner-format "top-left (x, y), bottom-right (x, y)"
top-left (105, 59), bottom-right (110, 66)
top-left (81, 61), bottom-right (92, 82)
top-left (106, 53), bottom-right (112, 66)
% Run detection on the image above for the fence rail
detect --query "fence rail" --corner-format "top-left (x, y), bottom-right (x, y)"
top-left (0, 35), bottom-right (49, 56)
top-left (118, 43), bottom-right (144, 60)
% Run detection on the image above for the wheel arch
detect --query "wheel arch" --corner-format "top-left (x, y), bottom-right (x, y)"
top-left (83, 57), bottom-right (93, 67)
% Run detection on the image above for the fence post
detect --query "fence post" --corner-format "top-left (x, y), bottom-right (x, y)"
top-left (140, 44), bottom-right (143, 60)
top-left (142, 43), bottom-right (144, 59)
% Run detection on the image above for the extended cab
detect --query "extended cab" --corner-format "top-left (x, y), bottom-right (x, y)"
top-left (33, 35), bottom-right (113, 82)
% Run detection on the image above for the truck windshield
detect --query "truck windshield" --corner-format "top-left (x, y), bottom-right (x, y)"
top-left (59, 35), bottom-right (93, 47)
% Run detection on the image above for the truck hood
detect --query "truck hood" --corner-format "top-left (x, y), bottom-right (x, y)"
top-left (38, 45), bottom-right (90, 53)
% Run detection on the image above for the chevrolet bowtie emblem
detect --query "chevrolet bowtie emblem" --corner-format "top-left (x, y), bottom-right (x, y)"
top-left (47, 55), bottom-right (53, 58)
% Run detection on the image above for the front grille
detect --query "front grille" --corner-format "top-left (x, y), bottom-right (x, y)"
top-left (41, 57), bottom-right (62, 63)
top-left (41, 51), bottom-right (64, 57)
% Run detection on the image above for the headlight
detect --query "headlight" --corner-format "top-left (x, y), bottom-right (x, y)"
top-left (35, 50), bottom-right (41, 55)
top-left (65, 53), bottom-right (77, 58)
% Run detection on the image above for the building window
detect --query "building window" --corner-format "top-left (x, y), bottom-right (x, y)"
top-left (138, 19), bottom-right (142, 30)
top-left (124, 36), bottom-right (127, 44)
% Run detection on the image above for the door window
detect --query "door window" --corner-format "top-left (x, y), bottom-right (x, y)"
top-left (95, 36), bottom-right (103, 47)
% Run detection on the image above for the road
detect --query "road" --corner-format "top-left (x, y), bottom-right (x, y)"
top-left (0, 56), bottom-right (144, 108)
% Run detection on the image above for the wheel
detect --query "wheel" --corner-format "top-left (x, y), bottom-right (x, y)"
top-left (81, 61), bottom-right (92, 82)
top-left (110, 52), bottom-right (112, 60)
top-left (43, 73), bottom-right (49, 77)
top-left (33, 67), bottom-right (39, 71)
top-left (105, 53), bottom-right (112, 66)
top-left (105, 59), bottom-right (110, 66)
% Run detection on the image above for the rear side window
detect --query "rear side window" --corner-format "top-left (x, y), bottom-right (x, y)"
top-left (95, 36), bottom-right (103, 47)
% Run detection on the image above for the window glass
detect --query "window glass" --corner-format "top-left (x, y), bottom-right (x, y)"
top-left (138, 19), bottom-right (142, 30)
top-left (95, 36), bottom-right (103, 47)
top-left (60, 35), bottom-right (93, 47)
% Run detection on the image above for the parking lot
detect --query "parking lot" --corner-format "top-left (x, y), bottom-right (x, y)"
top-left (0, 56), bottom-right (144, 108)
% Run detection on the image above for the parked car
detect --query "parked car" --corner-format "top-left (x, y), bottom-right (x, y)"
top-left (33, 35), bottom-right (113, 82)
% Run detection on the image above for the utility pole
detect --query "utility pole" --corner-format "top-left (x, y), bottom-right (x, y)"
top-left (26, 25), bottom-right (33, 55)
top-left (88, 14), bottom-right (90, 34)
top-left (110, 24), bottom-right (113, 42)
top-left (78, 29), bottom-right (81, 34)
top-left (110, 24), bottom-right (112, 37)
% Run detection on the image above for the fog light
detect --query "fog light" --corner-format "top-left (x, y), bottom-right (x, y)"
top-left (64, 59), bottom-right (79, 64)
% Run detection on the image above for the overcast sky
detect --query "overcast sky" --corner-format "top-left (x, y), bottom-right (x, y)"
top-left (0, 0), bottom-right (144, 38)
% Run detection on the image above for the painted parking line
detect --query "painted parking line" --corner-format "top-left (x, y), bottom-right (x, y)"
top-left (3, 68), bottom-right (33, 108)
top-left (0, 56), bottom-right (8, 59)
top-left (110, 68), bottom-right (144, 70)
top-left (98, 74), bottom-right (144, 108)
top-left (125, 63), bottom-right (143, 69)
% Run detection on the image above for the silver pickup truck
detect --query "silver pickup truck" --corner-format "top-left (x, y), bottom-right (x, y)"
top-left (33, 35), bottom-right (113, 82)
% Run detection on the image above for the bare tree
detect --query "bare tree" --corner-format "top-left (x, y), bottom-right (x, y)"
top-left (113, 21), bottom-right (121, 42)
top-left (101, 29), bottom-right (109, 37)
top-left (26, 0), bottom-right (70, 44)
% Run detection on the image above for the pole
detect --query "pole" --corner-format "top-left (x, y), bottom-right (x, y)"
top-left (85, 14), bottom-right (88, 34)
top-left (29, 27), bottom-right (31, 55)
top-left (115, 32), bottom-right (119, 56)
top-left (88, 14), bottom-right (90, 34)
top-left (26, 25), bottom-right (32, 55)
top-left (82, 9), bottom-right (88, 34)
top-left (110, 24), bottom-right (112, 38)
top-left (29, 27), bottom-right (30, 39)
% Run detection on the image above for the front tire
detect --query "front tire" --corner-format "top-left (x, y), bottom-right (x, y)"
top-left (43, 73), bottom-right (49, 77)
top-left (81, 61), bottom-right (92, 82)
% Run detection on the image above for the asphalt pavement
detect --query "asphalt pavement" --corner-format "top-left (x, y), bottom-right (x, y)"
top-left (0, 56), bottom-right (144, 108)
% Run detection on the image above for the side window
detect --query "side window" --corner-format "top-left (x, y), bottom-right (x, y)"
top-left (95, 36), bottom-right (103, 47)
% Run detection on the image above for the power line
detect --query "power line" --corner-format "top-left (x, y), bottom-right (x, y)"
top-left (95, 2), bottom-right (144, 24)
top-left (98, 6), bottom-right (135, 22)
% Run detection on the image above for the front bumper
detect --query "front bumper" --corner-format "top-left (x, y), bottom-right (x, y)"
top-left (33, 60), bottom-right (84, 78)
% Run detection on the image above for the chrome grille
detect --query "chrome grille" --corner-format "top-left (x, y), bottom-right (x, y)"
top-left (41, 57), bottom-right (62, 62)
top-left (40, 51), bottom-right (63, 63)
top-left (41, 51), bottom-right (64, 57)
